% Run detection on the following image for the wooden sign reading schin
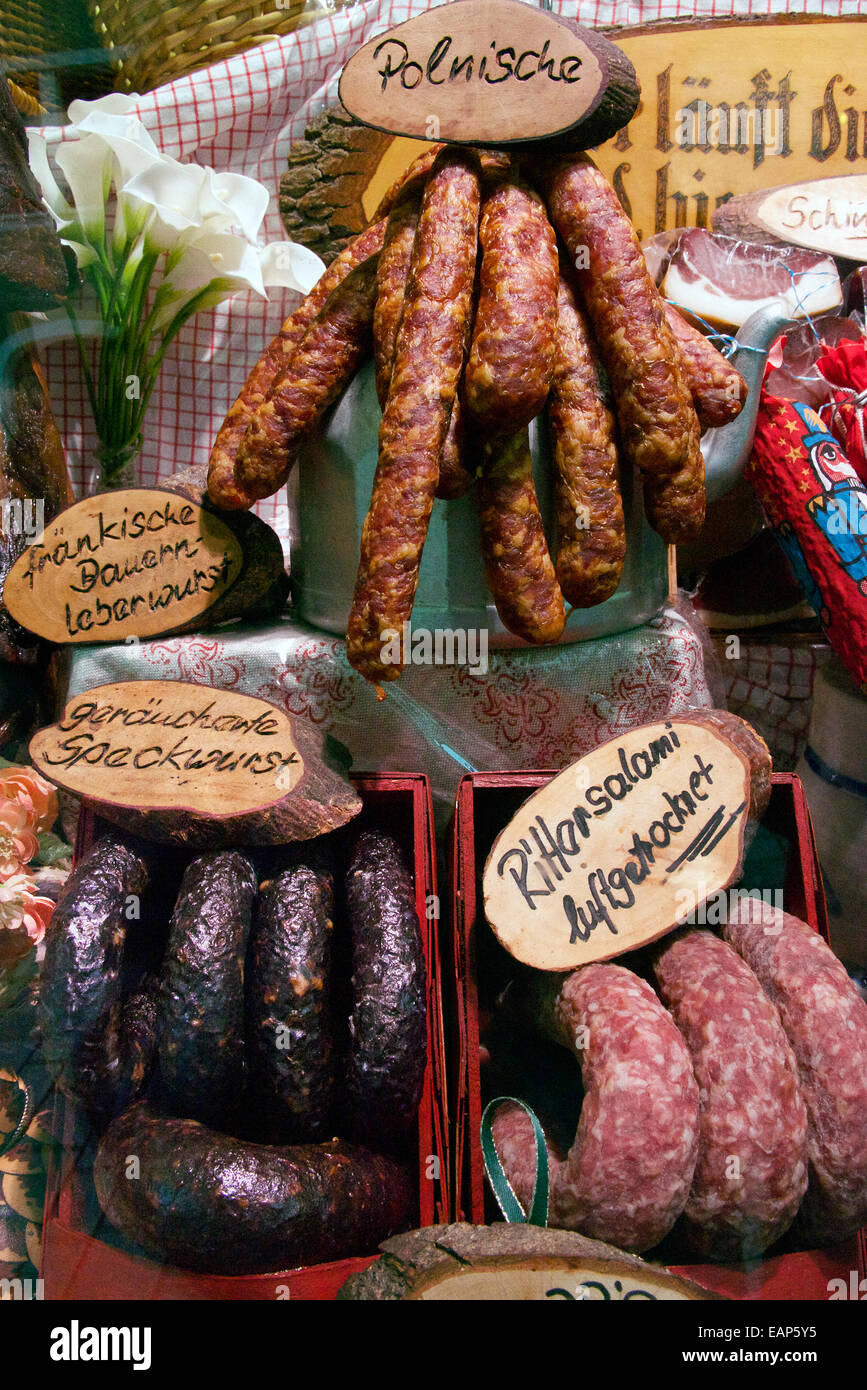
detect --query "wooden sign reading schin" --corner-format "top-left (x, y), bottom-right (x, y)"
top-left (5, 489), bottom-right (243, 644)
top-left (30, 681), bottom-right (362, 847)
top-left (483, 717), bottom-right (758, 971)
top-left (339, 0), bottom-right (639, 149)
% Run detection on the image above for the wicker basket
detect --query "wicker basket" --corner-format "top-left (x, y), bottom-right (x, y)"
top-left (0, 0), bottom-right (111, 108)
top-left (84, 0), bottom-right (354, 95)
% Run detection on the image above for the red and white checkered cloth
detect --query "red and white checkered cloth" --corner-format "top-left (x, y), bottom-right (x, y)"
top-left (36, 0), bottom-right (858, 555)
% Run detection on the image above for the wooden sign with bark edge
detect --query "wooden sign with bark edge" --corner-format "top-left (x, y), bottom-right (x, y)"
top-left (483, 716), bottom-right (755, 971)
top-left (712, 174), bottom-right (867, 260)
top-left (4, 489), bottom-right (244, 644)
top-left (29, 680), bottom-right (362, 847)
top-left (338, 1224), bottom-right (724, 1300)
top-left (338, 0), bottom-right (638, 150)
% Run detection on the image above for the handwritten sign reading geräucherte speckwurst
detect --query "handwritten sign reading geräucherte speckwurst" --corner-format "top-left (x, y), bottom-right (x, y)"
top-left (29, 681), bottom-right (363, 847)
top-left (483, 719), bottom-right (753, 971)
top-left (5, 490), bottom-right (243, 644)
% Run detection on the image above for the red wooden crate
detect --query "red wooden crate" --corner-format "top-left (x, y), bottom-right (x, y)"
top-left (41, 771), bottom-right (447, 1301)
top-left (447, 770), bottom-right (866, 1302)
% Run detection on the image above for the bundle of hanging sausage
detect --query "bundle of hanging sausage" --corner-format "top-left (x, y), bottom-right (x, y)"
top-left (206, 146), bottom-right (747, 684)
top-left (37, 826), bottom-right (427, 1274)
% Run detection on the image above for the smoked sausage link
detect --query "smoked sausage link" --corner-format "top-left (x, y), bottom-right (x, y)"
top-left (234, 256), bottom-right (379, 503)
top-left (663, 302), bottom-right (747, 431)
top-left (724, 902), bottom-right (867, 1246)
top-left (206, 219), bottom-right (385, 510)
top-left (463, 178), bottom-right (559, 435)
top-left (654, 929), bottom-right (808, 1261)
top-left (541, 155), bottom-right (705, 544)
top-left (94, 1101), bottom-right (415, 1274)
top-left (476, 427), bottom-right (566, 644)
top-left (346, 149), bottom-right (481, 683)
top-left (548, 269), bottom-right (625, 608)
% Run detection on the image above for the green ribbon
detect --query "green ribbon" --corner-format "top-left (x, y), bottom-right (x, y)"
top-left (0, 1068), bottom-right (33, 1160)
top-left (481, 1097), bottom-right (549, 1228)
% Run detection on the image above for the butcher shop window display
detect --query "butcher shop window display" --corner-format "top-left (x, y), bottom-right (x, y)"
top-left (26, 95), bottom-right (323, 489)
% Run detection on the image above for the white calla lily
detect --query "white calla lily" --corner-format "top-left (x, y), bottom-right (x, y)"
top-left (26, 90), bottom-right (323, 485)
top-left (67, 94), bottom-right (141, 123)
top-left (26, 131), bottom-right (75, 229)
top-left (199, 168), bottom-right (269, 243)
top-left (54, 135), bottom-right (113, 243)
top-left (259, 240), bottom-right (325, 296)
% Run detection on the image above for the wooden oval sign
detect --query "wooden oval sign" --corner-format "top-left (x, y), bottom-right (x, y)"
top-left (339, 0), bottom-right (639, 149)
top-left (4, 489), bottom-right (243, 644)
top-left (339, 1225), bottom-right (723, 1300)
top-left (713, 173), bottom-right (867, 260)
top-left (483, 716), bottom-right (757, 971)
top-left (30, 680), bottom-right (362, 847)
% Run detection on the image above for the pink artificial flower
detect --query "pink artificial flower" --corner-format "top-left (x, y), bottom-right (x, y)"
top-left (0, 800), bottom-right (39, 867)
top-left (0, 869), bottom-right (54, 966)
top-left (0, 767), bottom-right (58, 836)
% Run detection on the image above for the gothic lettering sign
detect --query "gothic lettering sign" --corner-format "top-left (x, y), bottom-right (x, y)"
top-left (591, 17), bottom-right (867, 240)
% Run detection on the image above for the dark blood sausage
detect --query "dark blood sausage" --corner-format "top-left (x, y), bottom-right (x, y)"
top-left (373, 197), bottom-right (420, 409)
top-left (663, 302), bottom-right (748, 431)
top-left (246, 850), bottom-right (336, 1142)
top-left (476, 427), bottom-right (566, 644)
top-left (155, 851), bottom-right (257, 1129)
top-left (724, 903), bottom-right (867, 1246)
top-left (463, 178), bottom-right (559, 435)
top-left (653, 930), bottom-right (808, 1261)
top-left (345, 830), bottom-right (427, 1149)
top-left (234, 256), bottom-right (380, 504)
top-left (494, 964), bottom-right (700, 1252)
top-left (93, 1102), bottom-right (415, 1274)
top-left (346, 149), bottom-right (481, 684)
top-left (207, 218), bottom-right (386, 510)
top-left (113, 975), bottom-right (160, 1116)
top-left (541, 155), bottom-right (705, 544)
top-left (549, 269), bottom-right (625, 608)
top-left (37, 833), bottom-right (151, 1126)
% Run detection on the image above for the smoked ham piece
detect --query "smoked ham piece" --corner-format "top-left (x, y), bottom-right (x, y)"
top-left (662, 229), bottom-right (841, 332)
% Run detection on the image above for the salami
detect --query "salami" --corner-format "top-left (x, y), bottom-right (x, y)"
top-left (246, 850), bottom-right (336, 1143)
top-left (495, 964), bottom-right (700, 1252)
top-left (37, 833), bottom-right (152, 1126)
top-left (476, 427), bottom-right (566, 644)
top-left (345, 830), bottom-right (427, 1149)
top-left (463, 178), bottom-right (559, 435)
top-left (346, 148), bottom-right (481, 684)
top-left (94, 1102), bottom-right (415, 1274)
top-left (541, 155), bottom-right (705, 544)
top-left (155, 851), bottom-right (257, 1129)
top-left (654, 930), bottom-right (808, 1260)
top-left (724, 903), bottom-right (867, 1246)
top-left (207, 219), bottom-right (385, 510)
top-left (663, 302), bottom-right (748, 431)
top-left (234, 256), bottom-right (379, 504)
top-left (548, 269), bottom-right (625, 608)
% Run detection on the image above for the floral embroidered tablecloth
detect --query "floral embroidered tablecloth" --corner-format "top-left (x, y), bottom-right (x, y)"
top-left (67, 603), bottom-right (714, 827)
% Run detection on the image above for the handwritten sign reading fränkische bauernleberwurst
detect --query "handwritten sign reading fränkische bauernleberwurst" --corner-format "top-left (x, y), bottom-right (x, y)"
top-left (5, 490), bottom-right (243, 644)
top-left (483, 719), bottom-right (753, 971)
